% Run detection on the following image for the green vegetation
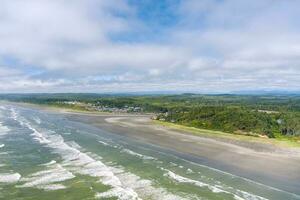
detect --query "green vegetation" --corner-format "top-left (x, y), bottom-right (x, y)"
top-left (154, 120), bottom-right (300, 148)
top-left (158, 106), bottom-right (300, 138)
top-left (1, 93), bottom-right (300, 141)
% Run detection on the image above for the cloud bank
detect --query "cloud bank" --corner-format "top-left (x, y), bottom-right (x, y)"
top-left (0, 0), bottom-right (299, 93)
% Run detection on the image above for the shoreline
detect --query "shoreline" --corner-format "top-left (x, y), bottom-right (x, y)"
top-left (6, 101), bottom-right (300, 148)
top-left (59, 111), bottom-right (300, 195)
top-left (3, 102), bottom-right (300, 194)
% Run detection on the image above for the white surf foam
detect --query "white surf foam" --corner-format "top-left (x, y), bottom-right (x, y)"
top-left (40, 184), bottom-right (66, 191)
top-left (0, 122), bottom-right (10, 136)
top-left (25, 122), bottom-right (50, 144)
top-left (10, 108), bottom-right (18, 121)
top-left (96, 187), bottom-right (140, 200)
top-left (13, 114), bottom-right (186, 199)
top-left (62, 149), bottom-right (141, 199)
top-left (32, 117), bottom-right (41, 124)
top-left (164, 169), bottom-right (226, 193)
top-left (121, 149), bottom-right (156, 160)
top-left (164, 169), bottom-right (269, 200)
top-left (15, 117), bottom-right (141, 199)
top-left (19, 164), bottom-right (75, 190)
top-left (235, 190), bottom-right (269, 200)
top-left (107, 167), bottom-right (192, 200)
top-left (15, 111), bottom-right (261, 200)
top-left (0, 173), bottom-right (21, 183)
top-left (40, 160), bottom-right (57, 166)
top-left (156, 146), bottom-right (288, 199)
top-left (99, 140), bottom-right (159, 161)
top-left (0, 144), bottom-right (4, 148)
top-left (98, 140), bottom-right (110, 146)
top-left (98, 140), bottom-right (120, 149)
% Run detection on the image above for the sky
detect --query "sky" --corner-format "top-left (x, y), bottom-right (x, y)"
top-left (0, 0), bottom-right (300, 93)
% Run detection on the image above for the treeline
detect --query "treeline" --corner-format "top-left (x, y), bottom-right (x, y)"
top-left (157, 106), bottom-right (300, 138)
top-left (1, 93), bottom-right (299, 138)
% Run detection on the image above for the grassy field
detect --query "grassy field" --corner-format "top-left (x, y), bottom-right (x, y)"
top-left (154, 120), bottom-right (300, 148)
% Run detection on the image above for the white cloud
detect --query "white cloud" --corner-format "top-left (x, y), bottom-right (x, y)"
top-left (0, 66), bottom-right (21, 77)
top-left (0, 0), bottom-right (299, 92)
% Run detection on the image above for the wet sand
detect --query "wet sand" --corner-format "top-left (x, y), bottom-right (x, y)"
top-left (60, 112), bottom-right (300, 195)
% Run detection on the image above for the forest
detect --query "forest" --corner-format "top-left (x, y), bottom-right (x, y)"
top-left (1, 93), bottom-right (299, 138)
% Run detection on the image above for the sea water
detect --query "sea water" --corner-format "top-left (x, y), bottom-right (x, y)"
top-left (0, 104), bottom-right (299, 200)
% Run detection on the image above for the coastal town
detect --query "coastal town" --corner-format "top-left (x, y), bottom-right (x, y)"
top-left (62, 101), bottom-right (143, 113)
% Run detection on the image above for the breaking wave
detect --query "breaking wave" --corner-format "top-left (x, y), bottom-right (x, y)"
top-left (12, 110), bottom-right (191, 199)
top-left (14, 113), bottom-right (140, 199)
top-left (10, 108), bottom-right (18, 121)
top-left (19, 163), bottom-right (75, 191)
top-left (32, 117), bottom-right (41, 124)
top-left (163, 169), bottom-right (268, 200)
top-left (9, 107), bottom-right (284, 200)
top-left (40, 160), bottom-right (57, 166)
top-left (103, 167), bottom-right (193, 200)
top-left (98, 140), bottom-right (158, 161)
top-left (0, 173), bottom-right (21, 184)
top-left (0, 122), bottom-right (10, 136)
top-left (121, 149), bottom-right (156, 160)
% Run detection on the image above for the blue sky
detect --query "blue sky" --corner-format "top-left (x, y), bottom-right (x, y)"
top-left (0, 0), bottom-right (299, 93)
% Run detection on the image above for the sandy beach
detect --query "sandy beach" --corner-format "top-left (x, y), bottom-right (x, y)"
top-left (1, 102), bottom-right (300, 199)
top-left (5, 102), bottom-right (300, 195)
top-left (58, 111), bottom-right (300, 195)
